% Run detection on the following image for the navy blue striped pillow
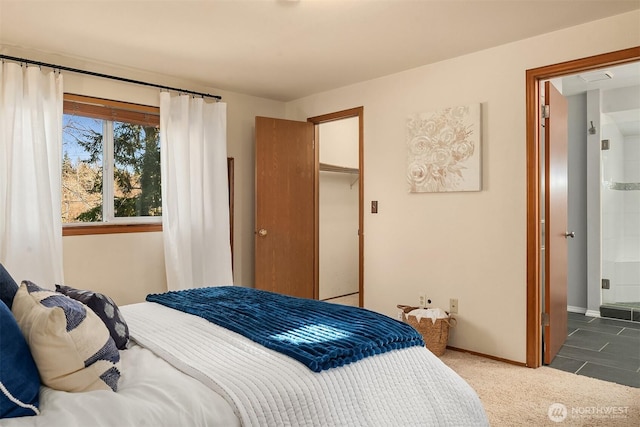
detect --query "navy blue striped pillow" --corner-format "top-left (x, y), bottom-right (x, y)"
top-left (56, 285), bottom-right (129, 350)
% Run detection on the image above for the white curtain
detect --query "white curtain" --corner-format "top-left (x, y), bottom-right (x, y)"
top-left (0, 62), bottom-right (64, 287)
top-left (160, 93), bottom-right (233, 290)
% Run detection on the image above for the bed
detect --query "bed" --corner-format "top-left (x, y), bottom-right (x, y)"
top-left (1, 273), bottom-right (488, 426)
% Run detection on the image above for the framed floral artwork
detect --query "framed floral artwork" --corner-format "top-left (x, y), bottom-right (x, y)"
top-left (407, 104), bottom-right (481, 192)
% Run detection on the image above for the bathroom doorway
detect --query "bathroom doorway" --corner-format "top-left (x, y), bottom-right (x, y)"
top-left (551, 60), bottom-right (640, 322)
top-left (526, 47), bottom-right (640, 368)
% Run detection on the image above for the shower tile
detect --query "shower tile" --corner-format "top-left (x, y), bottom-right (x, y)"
top-left (625, 142), bottom-right (640, 158)
top-left (616, 285), bottom-right (640, 302)
top-left (621, 237), bottom-right (640, 260)
top-left (602, 192), bottom-right (613, 213)
top-left (623, 215), bottom-right (640, 236)
top-left (601, 213), bottom-right (615, 235)
top-left (624, 192), bottom-right (640, 213)
top-left (615, 259), bottom-right (640, 280)
top-left (623, 161), bottom-right (640, 181)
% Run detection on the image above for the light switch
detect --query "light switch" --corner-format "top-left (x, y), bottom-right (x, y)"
top-left (371, 200), bottom-right (378, 214)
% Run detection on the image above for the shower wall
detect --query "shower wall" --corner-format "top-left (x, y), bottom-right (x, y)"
top-left (601, 85), bottom-right (640, 305)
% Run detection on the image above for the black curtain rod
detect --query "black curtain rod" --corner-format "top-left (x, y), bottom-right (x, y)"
top-left (0, 54), bottom-right (222, 101)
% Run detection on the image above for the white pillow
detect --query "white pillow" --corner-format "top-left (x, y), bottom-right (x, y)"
top-left (11, 281), bottom-right (121, 392)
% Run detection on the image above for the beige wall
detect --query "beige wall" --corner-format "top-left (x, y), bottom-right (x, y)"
top-left (62, 232), bottom-right (166, 305)
top-left (284, 11), bottom-right (640, 363)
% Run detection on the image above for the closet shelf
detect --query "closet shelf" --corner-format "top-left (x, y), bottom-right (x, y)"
top-left (319, 162), bottom-right (359, 174)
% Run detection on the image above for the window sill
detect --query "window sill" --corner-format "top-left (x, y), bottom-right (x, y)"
top-left (63, 223), bottom-right (162, 236)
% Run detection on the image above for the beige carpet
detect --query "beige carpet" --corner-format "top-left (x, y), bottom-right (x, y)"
top-left (440, 349), bottom-right (640, 426)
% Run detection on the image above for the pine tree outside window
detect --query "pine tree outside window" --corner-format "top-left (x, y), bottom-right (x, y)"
top-left (62, 94), bottom-right (161, 230)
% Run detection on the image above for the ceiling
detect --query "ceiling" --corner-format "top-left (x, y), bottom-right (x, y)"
top-left (561, 62), bottom-right (640, 96)
top-left (1, 0), bottom-right (639, 101)
top-left (557, 62), bottom-right (640, 136)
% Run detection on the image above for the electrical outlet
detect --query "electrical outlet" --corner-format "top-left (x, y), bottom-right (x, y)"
top-left (449, 298), bottom-right (458, 314)
top-left (418, 294), bottom-right (426, 308)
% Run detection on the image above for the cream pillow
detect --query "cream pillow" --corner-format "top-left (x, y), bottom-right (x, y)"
top-left (11, 281), bottom-right (121, 392)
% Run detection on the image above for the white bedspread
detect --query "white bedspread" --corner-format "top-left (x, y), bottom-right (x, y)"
top-left (122, 302), bottom-right (489, 427)
top-left (1, 343), bottom-right (239, 427)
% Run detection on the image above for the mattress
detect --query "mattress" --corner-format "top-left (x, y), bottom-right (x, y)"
top-left (122, 302), bottom-right (489, 426)
top-left (5, 300), bottom-right (487, 427)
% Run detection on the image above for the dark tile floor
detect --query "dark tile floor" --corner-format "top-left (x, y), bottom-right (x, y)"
top-left (548, 312), bottom-right (640, 388)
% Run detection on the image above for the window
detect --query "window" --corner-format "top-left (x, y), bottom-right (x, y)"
top-left (62, 94), bottom-right (161, 233)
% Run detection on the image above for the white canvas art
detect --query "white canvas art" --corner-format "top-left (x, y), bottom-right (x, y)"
top-left (407, 104), bottom-right (481, 192)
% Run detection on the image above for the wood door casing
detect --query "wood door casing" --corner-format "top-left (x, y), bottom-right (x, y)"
top-left (255, 117), bottom-right (315, 298)
top-left (525, 47), bottom-right (640, 368)
top-left (308, 107), bottom-right (364, 307)
top-left (543, 81), bottom-right (568, 364)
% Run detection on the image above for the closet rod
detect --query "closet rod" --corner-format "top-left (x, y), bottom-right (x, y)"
top-left (0, 54), bottom-right (222, 100)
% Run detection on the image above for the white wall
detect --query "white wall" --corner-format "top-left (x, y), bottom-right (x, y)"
top-left (319, 172), bottom-right (359, 300)
top-left (284, 10), bottom-right (640, 362)
top-left (319, 118), bottom-right (359, 169)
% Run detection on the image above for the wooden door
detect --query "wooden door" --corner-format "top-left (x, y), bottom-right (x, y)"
top-left (543, 81), bottom-right (569, 364)
top-left (255, 117), bottom-right (315, 298)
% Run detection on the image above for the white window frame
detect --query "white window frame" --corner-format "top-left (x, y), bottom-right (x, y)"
top-left (62, 94), bottom-right (162, 231)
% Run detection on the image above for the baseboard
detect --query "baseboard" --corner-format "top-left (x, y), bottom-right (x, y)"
top-left (585, 309), bottom-right (601, 318)
top-left (567, 305), bottom-right (586, 314)
top-left (446, 346), bottom-right (527, 367)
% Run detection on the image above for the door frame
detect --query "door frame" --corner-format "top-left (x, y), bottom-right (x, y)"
top-left (525, 46), bottom-right (640, 368)
top-left (308, 107), bottom-right (364, 307)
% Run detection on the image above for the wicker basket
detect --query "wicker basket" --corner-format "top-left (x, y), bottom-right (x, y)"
top-left (397, 304), bottom-right (456, 356)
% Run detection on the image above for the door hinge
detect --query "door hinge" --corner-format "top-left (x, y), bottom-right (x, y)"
top-left (601, 139), bottom-right (610, 150)
top-left (541, 105), bottom-right (550, 119)
top-left (541, 312), bottom-right (550, 326)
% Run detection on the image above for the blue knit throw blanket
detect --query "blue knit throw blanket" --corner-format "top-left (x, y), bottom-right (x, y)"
top-left (146, 286), bottom-right (424, 372)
